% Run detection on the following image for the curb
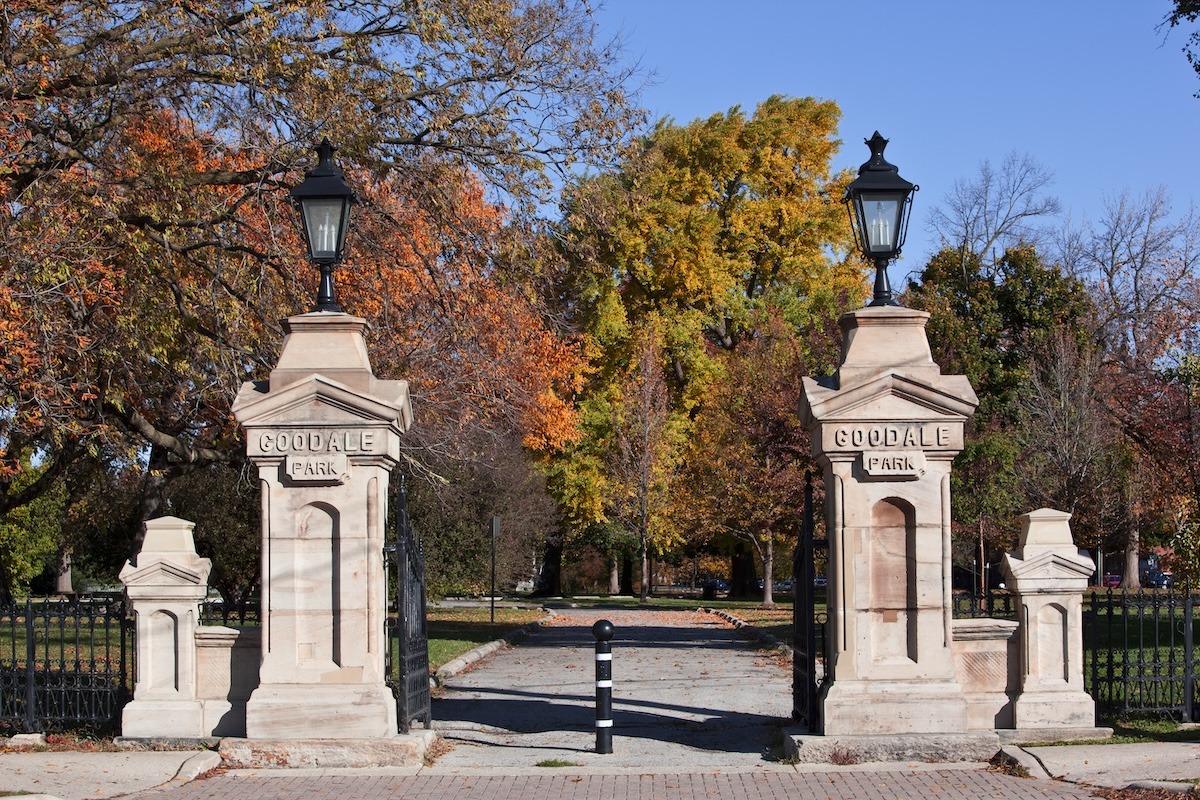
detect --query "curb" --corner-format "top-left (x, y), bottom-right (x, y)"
top-left (998, 746), bottom-right (1200, 793)
top-left (702, 607), bottom-right (793, 655)
top-left (1126, 779), bottom-right (1200, 794)
top-left (997, 745), bottom-right (1051, 779)
top-left (174, 749), bottom-right (223, 781)
top-left (432, 607), bottom-right (557, 687)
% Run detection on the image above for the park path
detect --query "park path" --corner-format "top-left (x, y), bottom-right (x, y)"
top-left (427, 606), bottom-right (794, 772)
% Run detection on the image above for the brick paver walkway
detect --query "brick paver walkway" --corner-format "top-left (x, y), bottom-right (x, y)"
top-left (131, 767), bottom-right (1097, 799)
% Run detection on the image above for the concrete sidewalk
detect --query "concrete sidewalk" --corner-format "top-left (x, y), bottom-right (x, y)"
top-left (0, 748), bottom-right (220, 799)
top-left (4, 606), bottom-right (1199, 799)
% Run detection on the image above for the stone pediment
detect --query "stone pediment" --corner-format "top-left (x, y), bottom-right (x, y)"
top-left (233, 372), bottom-right (412, 432)
top-left (1003, 549), bottom-right (1095, 588)
top-left (120, 558), bottom-right (211, 587)
top-left (802, 370), bottom-right (978, 425)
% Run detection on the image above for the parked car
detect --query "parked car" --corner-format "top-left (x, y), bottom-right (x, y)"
top-left (813, 576), bottom-right (828, 588)
top-left (1102, 574), bottom-right (1122, 588)
top-left (1144, 570), bottom-right (1173, 589)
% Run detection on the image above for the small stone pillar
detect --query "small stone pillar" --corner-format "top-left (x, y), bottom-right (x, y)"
top-left (120, 516), bottom-right (212, 737)
top-left (1003, 508), bottom-right (1097, 729)
top-left (800, 306), bottom-right (978, 735)
top-left (232, 312), bottom-right (411, 739)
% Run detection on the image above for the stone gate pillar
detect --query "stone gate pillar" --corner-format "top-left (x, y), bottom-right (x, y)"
top-left (800, 306), bottom-right (978, 735)
top-left (232, 312), bottom-right (411, 739)
top-left (1003, 508), bottom-right (1097, 728)
top-left (120, 516), bottom-right (211, 737)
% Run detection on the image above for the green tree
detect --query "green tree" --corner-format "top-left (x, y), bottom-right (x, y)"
top-left (0, 462), bottom-right (64, 601)
top-left (548, 96), bottom-right (865, 578)
top-left (906, 245), bottom-right (1095, 567)
top-left (676, 310), bottom-right (811, 605)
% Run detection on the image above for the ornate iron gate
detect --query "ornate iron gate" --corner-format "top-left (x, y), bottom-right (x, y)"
top-left (792, 473), bottom-right (827, 731)
top-left (0, 595), bottom-right (131, 733)
top-left (384, 477), bottom-right (432, 733)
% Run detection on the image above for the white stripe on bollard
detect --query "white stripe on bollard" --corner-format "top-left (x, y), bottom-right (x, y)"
top-left (596, 719), bottom-right (613, 727)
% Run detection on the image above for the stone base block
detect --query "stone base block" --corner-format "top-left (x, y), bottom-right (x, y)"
top-left (245, 684), bottom-right (397, 739)
top-left (219, 732), bottom-right (437, 768)
top-left (997, 727), bottom-right (1113, 745)
top-left (1012, 690), bottom-right (1096, 729)
top-left (821, 680), bottom-right (970, 735)
top-left (122, 699), bottom-right (206, 738)
top-left (784, 731), bottom-right (1001, 764)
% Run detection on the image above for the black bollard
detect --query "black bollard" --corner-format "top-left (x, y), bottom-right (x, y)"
top-left (592, 618), bottom-right (614, 754)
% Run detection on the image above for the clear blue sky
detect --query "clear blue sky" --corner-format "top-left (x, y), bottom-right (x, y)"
top-left (594, 0), bottom-right (1200, 281)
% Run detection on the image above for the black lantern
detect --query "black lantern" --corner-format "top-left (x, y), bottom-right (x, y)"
top-left (290, 138), bottom-right (357, 312)
top-left (843, 132), bottom-right (917, 307)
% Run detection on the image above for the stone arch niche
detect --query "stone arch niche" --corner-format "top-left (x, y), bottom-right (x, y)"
top-left (868, 498), bottom-right (917, 665)
top-left (1032, 602), bottom-right (1069, 683)
top-left (147, 610), bottom-right (182, 691)
top-left (292, 502), bottom-right (340, 668)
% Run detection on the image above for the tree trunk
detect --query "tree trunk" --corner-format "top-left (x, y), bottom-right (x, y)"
top-left (761, 533), bottom-right (774, 606)
top-left (730, 544), bottom-right (757, 598)
top-left (608, 554), bottom-right (620, 594)
top-left (129, 445), bottom-right (177, 564)
top-left (639, 537), bottom-right (649, 602)
top-left (0, 549), bottom-right (14, 605)
top-left (1123, 515), bottom-right (1141, 590)
top-left (55, 547), bottom-right (73, 595)
top-left (532, 533), bottom-right (563, 597)
top-left (620, 555), bottom-right (634, 595)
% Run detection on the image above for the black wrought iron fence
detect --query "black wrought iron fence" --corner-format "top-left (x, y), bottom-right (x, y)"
top-left (1085, 588), bottom-right (1199, 721)
top-left (951, 590), bottom-right (1018, 620)
top-left (0, 594), bottom-right (132, 733)
top-left (198, 597), bottom-right (262, 626)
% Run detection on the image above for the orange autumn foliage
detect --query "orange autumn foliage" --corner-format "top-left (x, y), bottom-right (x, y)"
top-left (0, 109), bottom-right (582, 496)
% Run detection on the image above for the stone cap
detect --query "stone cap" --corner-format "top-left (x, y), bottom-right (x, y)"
top-left (837, 306), bottom-right (941, 386)
top-left (233, 371), bottom-right (412, 437)
top-left (269, 312), bottom-right (377, 394)
top-left (119, 516), bottom-right (212, 592)
top-left (801, 306), bottom-right (978, 435)
top-left (1003, 508), bottom-right (1095, 591)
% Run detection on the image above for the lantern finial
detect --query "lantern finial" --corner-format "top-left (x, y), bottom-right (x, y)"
top-left (843, 132), bottom-right (917, 307)
top-left (290, 138), bottom-right (358, 313)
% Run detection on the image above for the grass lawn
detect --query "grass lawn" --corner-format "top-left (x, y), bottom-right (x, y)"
top-left (426, 606), bottom-right (544, 671)
top-left (424, 597), bottom-right (804, 671)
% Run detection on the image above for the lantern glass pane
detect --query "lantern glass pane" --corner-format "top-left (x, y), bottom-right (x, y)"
top-left (302, 198), bottom-right (346, 261)
top-left (860, 193), bottom-right (902, 253)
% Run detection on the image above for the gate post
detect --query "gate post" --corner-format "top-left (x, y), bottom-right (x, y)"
top-left (232, 312), bottom-right (412, 739)
top-left (1002, 508), bottom-right (1096, 729)
top-left (119, 516), bottom-right (212, 737)
top-left (799, 306), bottom-right (978, 736)
top-left (1186, 597), bottom-right (1195, 722)
top-left (23, 599), bottom-right (35, 733)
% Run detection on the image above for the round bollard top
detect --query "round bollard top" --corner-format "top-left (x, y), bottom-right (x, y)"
top-left (592, 619), bottom-right (614, 641)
